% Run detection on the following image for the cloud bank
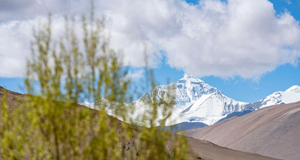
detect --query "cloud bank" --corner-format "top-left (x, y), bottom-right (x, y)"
top-left (0, 0), bottom-right (300, 79)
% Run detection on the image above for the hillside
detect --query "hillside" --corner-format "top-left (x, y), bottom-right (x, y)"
top-left (0, 86), bottom-right (279, 160)
top-left (185, 101), bottom-right (300, 160)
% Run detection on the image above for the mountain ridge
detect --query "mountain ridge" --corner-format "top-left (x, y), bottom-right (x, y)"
top-left (136, 75), bottom-right (300, 126)
top-left (82, 75), bottom-right (300, 128)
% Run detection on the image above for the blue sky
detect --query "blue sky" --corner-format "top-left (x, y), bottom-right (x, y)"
top-left (152, 61), bottom-right (300, 102)
top-left (1, 0), bottom-right (300, 103)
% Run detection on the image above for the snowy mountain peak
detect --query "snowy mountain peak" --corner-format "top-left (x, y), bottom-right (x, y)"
top-left (137, 75), bottom-right (247, 125)
top-left (177, 74), bottom-right (219, 93)
top-left (286, 85), bottom-right (300, 93)
top-left (173, 75), bottom-right (221, 110)
top-left (252, 85), bottom-right (300, 109)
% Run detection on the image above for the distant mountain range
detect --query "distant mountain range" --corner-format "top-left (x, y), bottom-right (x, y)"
top-left (83, 74), bottom-right (300, 128)
top-left (135, 74), bottom-right (300, 125)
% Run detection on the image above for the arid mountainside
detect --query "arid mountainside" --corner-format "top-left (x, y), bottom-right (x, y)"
top-left (0, 86), bottom-right (26, 108)
top-left (185, 101), bottom-right (300, 160)
top-left (188, 138), bottom-right (277, 160)
top-left (0, 86), bottom-right (279, 160)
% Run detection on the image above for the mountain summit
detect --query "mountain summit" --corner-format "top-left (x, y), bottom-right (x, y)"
top-left (136, 74), bottom-right (247, 125)
top-left (174, 74), bottom-right (220, 110)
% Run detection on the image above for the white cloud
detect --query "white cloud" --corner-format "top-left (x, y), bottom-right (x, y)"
top-left (0, 0), bottom-right (300, 79)
top-left (0, 0), bottom-right (90, 21)
top-left (160, 0), bottom-right (300, 79)
top-left (0, 16), bottom-right (67, 77)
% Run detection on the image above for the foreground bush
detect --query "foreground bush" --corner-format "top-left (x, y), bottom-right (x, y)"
top-left (0, 8), bottom-right (191, 160)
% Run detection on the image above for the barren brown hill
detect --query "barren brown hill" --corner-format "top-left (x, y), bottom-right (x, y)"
top-left (188, 138), bottom-right (278, 160)
top-left (0, 86), bottom-right (278, 160)
top-left (0, 86), bottom-right (26, 108)
top-left (185, 101), bottom-right (300, 160)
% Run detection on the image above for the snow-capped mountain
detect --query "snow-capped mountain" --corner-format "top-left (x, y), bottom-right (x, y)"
top-left (135, 76), bottom-right (300, 126)
top-left (245, 85), bottom-right (300, 110)
top-left (260, 85), bottom-right (300, 107)
top-left (171, 74), bottom-right (220, 110)
top-left (135, 74), bottom-right (247, 125)
top-left (81, 75), bottom-right (300, 128)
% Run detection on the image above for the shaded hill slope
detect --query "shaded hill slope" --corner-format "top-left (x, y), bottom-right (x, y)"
top-left (185, 101), bottom-right (300, 160)
top-left (188, 138), bottom-right (278, 160)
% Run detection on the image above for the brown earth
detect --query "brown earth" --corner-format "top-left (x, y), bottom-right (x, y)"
top-left (0, 86), bottom-right (26, 108)
top-left (0, 86), bottom-right (278, 160)
top-left (185, 102), bottom-right (300, 160)
top-left (188, 138), bottom-right (277, 160)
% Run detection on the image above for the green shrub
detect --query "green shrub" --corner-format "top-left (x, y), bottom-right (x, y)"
top-left (0, 8), bottom-right (190, 160)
